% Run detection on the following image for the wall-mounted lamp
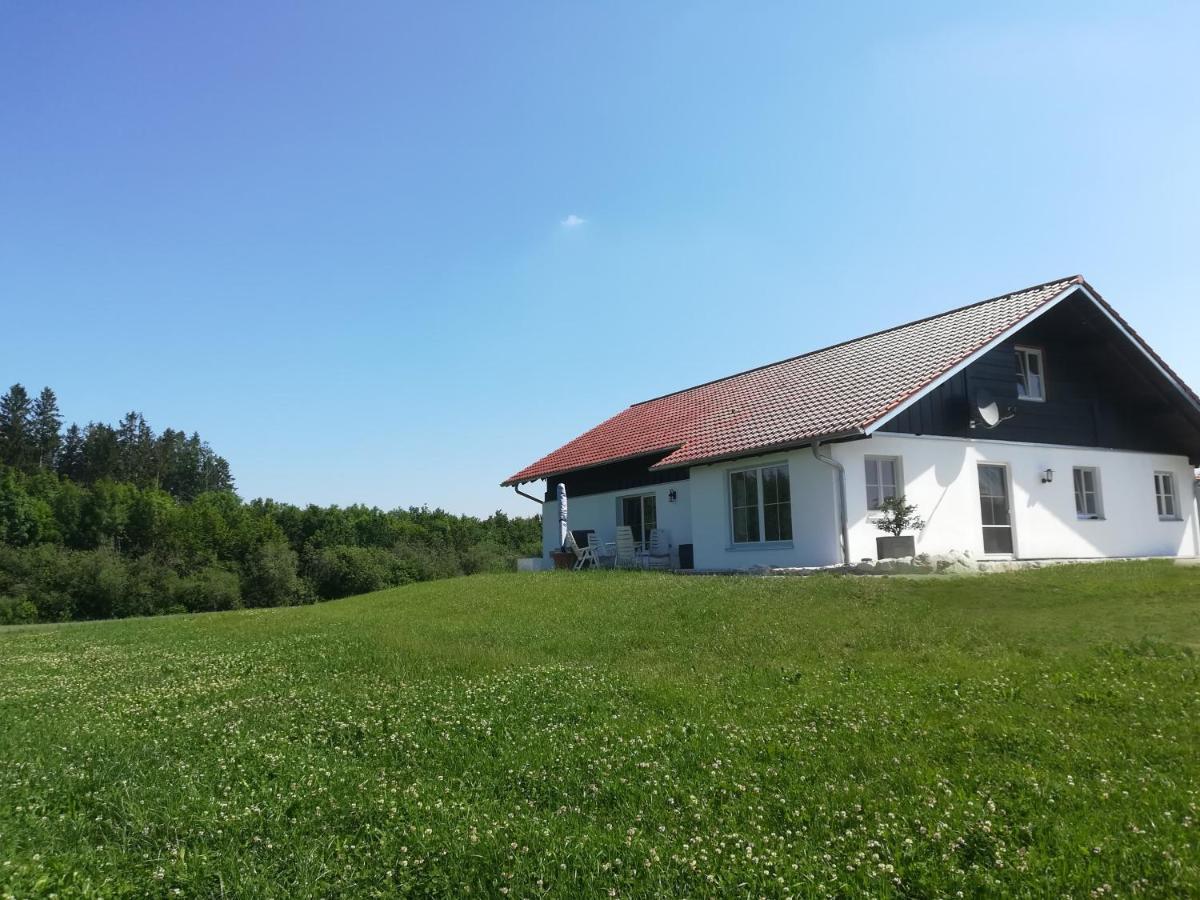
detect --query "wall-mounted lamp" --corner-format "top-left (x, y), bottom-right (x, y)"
top-left (1041, 468), bottom-right (1054, 484)
top-left (668, 489), bottom-right (677, 503)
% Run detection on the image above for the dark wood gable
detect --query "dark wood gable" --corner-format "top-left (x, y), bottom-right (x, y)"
top-left (878, 291), bottom-right (1200, 464)
top-left (542, 451), bottom-right (686, 501)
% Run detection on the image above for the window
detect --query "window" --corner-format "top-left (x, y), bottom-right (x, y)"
top-left (729, 463), bottom-right (792, 544)
top-left (619, 493), bottom-right (657, 549)
top-left (1015, 346), bottom-right (1045, 401)
top-left (864, 456), bottom-right (901, 510)
top-left (1154, 472), bottom-right (1179, 520)
top-left (1073, 467), bottom-right (1103, 519)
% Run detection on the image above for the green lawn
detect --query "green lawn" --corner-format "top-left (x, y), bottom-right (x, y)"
top-left (2, 564), bottom-right (1199, 897)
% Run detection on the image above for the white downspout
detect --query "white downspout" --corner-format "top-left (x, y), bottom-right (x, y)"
top-left (812, 440), bottom-right (851, 565)
top-left (1192, 477), bottom-right (1200, 558)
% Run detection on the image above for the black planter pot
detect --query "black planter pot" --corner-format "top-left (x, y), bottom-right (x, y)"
top-left (876, 535), bottom-right (916, 560)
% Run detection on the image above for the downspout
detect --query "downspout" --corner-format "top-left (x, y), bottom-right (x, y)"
top-left (1193, 477), bottom-right (1200, 559)
top-left (512, 484), bottom-right (544, 506)
top-left (812, 440), bottom-right (851, 565)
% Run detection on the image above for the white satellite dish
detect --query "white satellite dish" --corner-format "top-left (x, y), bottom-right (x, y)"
top-left (974, 388), bottom-right (1003, 427)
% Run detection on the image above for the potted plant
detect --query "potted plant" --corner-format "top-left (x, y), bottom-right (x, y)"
top-left (550, 550), bottom-right (574, 570)
top-left (874, 496), bottom-right (925, 559)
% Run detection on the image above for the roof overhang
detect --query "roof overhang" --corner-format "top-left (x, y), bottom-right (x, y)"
top-left (500, 445), bottom-right (682, 487)
top-left (646, 428), bottom-right (869, 473)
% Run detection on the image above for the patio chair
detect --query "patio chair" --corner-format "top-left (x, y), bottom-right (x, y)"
top-left (564, 530), bottom-right (593, 571)
top-left (642, 528), bottom-right (672, 570)
top-left (614, 526), bottom-right (638, 568)
top-left (588, 532), bottom-right (615, 568)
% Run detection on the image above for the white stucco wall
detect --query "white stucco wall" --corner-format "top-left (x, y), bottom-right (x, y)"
top-left (834, 434), bottom-right (1200, 561)
top-left (539, 438), bottom-right (1198, 570)
top-left (687, 449), bottom-right (840, 570)
top-left (540, 479), bottom-right (693, 566)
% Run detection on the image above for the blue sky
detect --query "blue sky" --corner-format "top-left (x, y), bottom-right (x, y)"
top-left (2, 2), bottom-right (1197, 516)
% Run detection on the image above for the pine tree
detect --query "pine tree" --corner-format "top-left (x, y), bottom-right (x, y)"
top-left (0, 384), bottom-right (35, 470)
top-left (58, 423), bottom-right (85, 481)
top-left (31, 387), bottom-right (63, 469)
top-left (81, 422), bottom-right (119, 483)
top-left (115, 411), bottom-right (157, 486)
top-left (199, 443), bottom-right (235, 494)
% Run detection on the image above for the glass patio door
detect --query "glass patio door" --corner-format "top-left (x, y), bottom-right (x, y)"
top-left (620, 494), bottom-right (657, 551)
top-left (977, 464), bottom-right (1014, 555)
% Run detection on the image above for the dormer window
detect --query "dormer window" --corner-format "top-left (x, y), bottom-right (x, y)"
top-left (1015, 346), bottom-right (1045, 401)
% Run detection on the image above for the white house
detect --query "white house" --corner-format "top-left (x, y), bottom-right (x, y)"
top-left (504, 276), bottom-right (1200, 569)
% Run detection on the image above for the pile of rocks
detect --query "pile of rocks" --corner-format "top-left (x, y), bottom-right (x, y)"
top-left (754, 550), bottom-right (984, 577)
top-left (855, 549), bottom-right (980, 576)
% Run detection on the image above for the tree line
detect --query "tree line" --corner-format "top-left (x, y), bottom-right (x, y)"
top-left (0, 384), bottom-right (233, 499)
top-left (0, 384), bottom-right (540, 624)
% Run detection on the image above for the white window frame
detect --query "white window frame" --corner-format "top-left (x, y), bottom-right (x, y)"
top-left (864, 455), bottom-right (903, 511)
top-left (1154, 472), bottom-right (1180, 521)
top-left (727, 461), bottom-right (793, 547)
top-left (1015, 345), bottom-right (1046, 402)
top-left (1072, 466), bottom-right (1103, 520)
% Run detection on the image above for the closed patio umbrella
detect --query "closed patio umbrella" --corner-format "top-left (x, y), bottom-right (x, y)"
top-left (557, 483), bottom-right (569, 551)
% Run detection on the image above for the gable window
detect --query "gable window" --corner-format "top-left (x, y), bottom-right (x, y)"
top-left (729, 463), bottom-right (792, 544)
top-left (1154, 472), bottom-right (1179, 520)
top-left (1015, 346), bottom-right (1045, 401)
top-left (619, 493), bottom-right (657, 550)
top-left (1072, 467), bottom-right (1103, 519)
top-left (864, 456), bottom-right (902, 510)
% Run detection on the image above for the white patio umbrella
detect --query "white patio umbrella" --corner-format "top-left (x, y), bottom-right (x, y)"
top-left (557, 483), bottom-right (569, 551)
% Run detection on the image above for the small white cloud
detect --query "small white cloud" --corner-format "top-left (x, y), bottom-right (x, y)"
top-left (560, 213), bottom-right (587, 228)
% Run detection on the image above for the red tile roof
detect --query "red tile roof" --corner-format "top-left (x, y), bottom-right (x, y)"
top-left (503, 276), bottom-right (1115, 485)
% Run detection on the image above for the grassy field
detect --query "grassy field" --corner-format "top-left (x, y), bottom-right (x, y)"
top-left (2, 563), bottom-right (1199, 897)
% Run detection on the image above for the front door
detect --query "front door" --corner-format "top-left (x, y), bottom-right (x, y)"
top-left (977, 464), bottom-right (1015, 555)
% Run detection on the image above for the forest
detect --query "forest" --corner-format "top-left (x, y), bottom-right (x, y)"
top-left (0, 384), bottom-right (541, 624)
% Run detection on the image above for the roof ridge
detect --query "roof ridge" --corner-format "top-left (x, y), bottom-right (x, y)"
top-left (630, 274), bottom-right (1083, 408)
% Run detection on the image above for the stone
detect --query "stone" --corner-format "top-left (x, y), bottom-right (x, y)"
top-left (941, 561), bottom-right (979, 576)
top-left (912, 553), bottom-right (935, 574)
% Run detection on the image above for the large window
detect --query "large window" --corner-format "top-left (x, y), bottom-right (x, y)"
top-left (729, 463), bottom-right (792, 544)
top-left (1073, 467), bottom-right (1103, 519)
top-left (1015, 346), bottom-right (1045, 401)
top-left (619, 493), bottom-right (657, 549)
top-left (864, 456), bottom-right (901, 510)
top-left (1154, 472), bottom-right (1179, 520)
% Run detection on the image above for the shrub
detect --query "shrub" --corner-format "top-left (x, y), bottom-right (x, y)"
top-left (305, 545), bottom-right (408, 600)
top-left (392, 540), bottom-right (461, 583)
top-left (173, 566), bottom-right (242, 613)
top-left (70, 549), bottom-right (130, 620)
top-left (0, 595), bottom-right (37, 625)
top-left (873, 496), bottom-right (926, 536)
top-left (241, 541), bottom-right (301, 607)
top-left (113, 556), bottom-right (177, 619)
top-left (459, 540), bottom-right (514, 575)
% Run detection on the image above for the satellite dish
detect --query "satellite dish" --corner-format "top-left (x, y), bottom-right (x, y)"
top-left (974, 389), bottom-right (1002, 428)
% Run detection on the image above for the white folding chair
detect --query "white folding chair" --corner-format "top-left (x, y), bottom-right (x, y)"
top-left (643, 528), bottom-right (672, 569)
top-left (588, 532), bottom-right (615, 568)
top-left (614, 526), bottom-right (638, 568)
top-left (564, 531), bottom-right (593, 570)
